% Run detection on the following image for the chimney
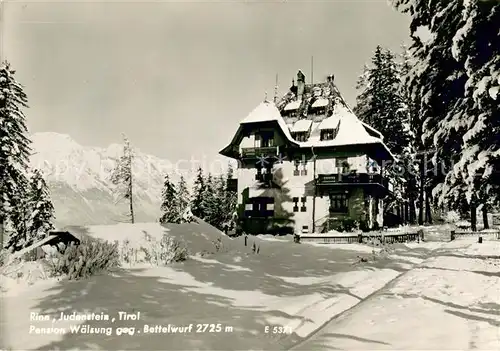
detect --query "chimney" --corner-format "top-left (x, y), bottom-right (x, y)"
top-left (297, 70), bottom-right (305, 100)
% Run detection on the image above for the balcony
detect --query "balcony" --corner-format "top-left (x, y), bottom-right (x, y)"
top-left (316, 172), bottom-right (390, 195)
top-left (241, 146), bottom-right (279, 159)
top-left (255, 173), bottom-right (273, 182)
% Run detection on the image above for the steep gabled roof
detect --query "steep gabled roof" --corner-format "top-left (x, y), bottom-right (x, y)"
top-left (220, 71), bottom-right (396, 161)
top-left (240, 101), bottom-right (294, 142)
top-left (220, 102), bottom-right (299, 157)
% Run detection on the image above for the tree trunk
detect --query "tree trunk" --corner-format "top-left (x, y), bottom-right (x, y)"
top-left (409, 196), bottom-right (416, 224)
top-left (482, 206), bottom-right (489, 230)
top-left (129, 153), bottom-right (135, 224)
top-left (425, 187), bottom-right (433, 224)
top-left (471, 196), bottom-right (477, 232)
top-left (418, 158), bottom-right (424, 225)
top-left (0, 216), bottom-right (4, 252)
top-left (405, 201), bottom-right (410, 225)
top-left (368, 196), bottom-right (374, 229)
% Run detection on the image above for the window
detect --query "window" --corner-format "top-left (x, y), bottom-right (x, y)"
top-left (292, 132), bottom-right (308, 142)
top-left (293, 160), bottom-right (300, 176)
top-left (262, 137), bottom-right (274, 147)
top-left (260, 132), bottom-right (274, 147)
top-left (320, 129), bottom-right (334, 141)
top-left (294, 158), bottom-right (307, 176)
top-left (300, 197), bottom-right (307, 212)
top-left (329, 193), bottom-right (348, 213)
top-left (254, 135), bottom-right (261, 148)
top-left (335, 158), bottom-right (349, 173)
top-left (292, 197), bottom-right (299, 212)
top-left (320, 128), bottom-right (338, 141)
top-left (244, 197), bottom-right (274, 217)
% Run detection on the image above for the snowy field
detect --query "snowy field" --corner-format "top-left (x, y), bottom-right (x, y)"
top-left (1, 223), bottom-right (497, 350)
top-left (0, 222), bottom-right (440, 350)
top-left (293, 237), bottom-right (500, 350)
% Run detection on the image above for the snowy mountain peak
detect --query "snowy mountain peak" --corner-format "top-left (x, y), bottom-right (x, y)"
top-left (29, 132), bottom-right (184, 227)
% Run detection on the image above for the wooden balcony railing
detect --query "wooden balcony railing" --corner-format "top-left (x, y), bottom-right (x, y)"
top-left (316, 172), bottom-right (390, 189)
top-left (241, 146), bottom-right (278, 158)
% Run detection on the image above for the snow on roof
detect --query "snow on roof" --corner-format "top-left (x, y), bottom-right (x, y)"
top-left (311, 98), bottom-right (329, 108)
top-left (291, 119), bottom-right (312, 133)
top-left (284, 100), bottom-right (301, 111)
top-left (299, 105), bottom-right (394, 157)
top-left (318, 115), bottom-right (341, 130)
top-left (240, 101), bottom-right (295, 142)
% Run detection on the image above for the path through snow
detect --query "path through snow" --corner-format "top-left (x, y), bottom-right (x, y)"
top-left (291, 238), bottom-right (500, 350)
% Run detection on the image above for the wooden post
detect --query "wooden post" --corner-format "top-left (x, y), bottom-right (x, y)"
top-left (312, 154), bottom-right (317, 232)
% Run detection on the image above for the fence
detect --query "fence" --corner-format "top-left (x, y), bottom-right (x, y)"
top-left (451, 230), bottom-right (500, 241)
top-left (296, 231), bottom-right (422, 244)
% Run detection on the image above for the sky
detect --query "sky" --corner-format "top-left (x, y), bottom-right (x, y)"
top-left (3, 0), bottom-right (411, 169)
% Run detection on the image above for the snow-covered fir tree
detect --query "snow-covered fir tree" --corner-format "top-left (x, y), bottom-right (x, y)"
top-left (222, 163), bottom-right (238, 231)
top-left (159, 174), bottom-right (180, 224)
top-left (354, 46), bottom-right (412, 224)
top-left (354, 46), bottom-right (409, 155)
top-left (450, 0), bottom-right (500, 227)
top-left (200, 173), bottom-right (221, 227)
top-left (392, 0), bottom-right (499, 229)
top-left (6, 196), bottom-right (32, 251)
top-left (26, 169), bottom-right (55, 243)
top-left (110, 133), bottom-right (135, 223)
top-left (176, 175), bottom-right (193, 223)
top-left (0, 61), bottom-right (32, 251)
top-left (190, 166), bottom-right (205, 219)
top-left (398, 46), bottom-right (419, 224)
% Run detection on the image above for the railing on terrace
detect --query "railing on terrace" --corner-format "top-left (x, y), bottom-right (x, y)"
top-left (295, 231), bottom-right (422, 244)
top-left (451, 230), bottom-right (500, 240)
top-left (241, 146), bottom-right (279, 158)
top-left (316, 173), bottom-right (390, 188)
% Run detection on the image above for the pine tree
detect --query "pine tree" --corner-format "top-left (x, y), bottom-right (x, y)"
top-left (176, 175), bottom-right (192, 223)
top-left (398, 46), bottom-right (419, 224)
top-left (0, 61), bottom-right (32, 251)
top-left (222, 163), bottom-right (238, 231)
top-left (159, 174), bottom-right (180, 224)
top-left (110, 133), bottom-right (135, 223)
top-left (354, 46), bottom-right (409, 155)
top-left (450, 0), bottom-right (500, 221)
top-left (6, 195), bottom-right (31, 251)
top-left (200, 173), bottom-right (220, 226)
top-left (26, 169), bottom-right (55, 243)
top-left (191, 167), bottom-right (205, 219)
top-left (354, 46), bottom-right (411, 225)
top-left (391, 0), bottom-right (499, 229)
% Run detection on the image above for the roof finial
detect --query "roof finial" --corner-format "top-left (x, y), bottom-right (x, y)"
top-left (264, 91), bottom-right (268, 103)
top-left (274, 73), bottom-right (278, 103)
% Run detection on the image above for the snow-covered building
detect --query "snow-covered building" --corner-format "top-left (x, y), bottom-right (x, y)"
top-left (220, 71), bottom-right (396, 234)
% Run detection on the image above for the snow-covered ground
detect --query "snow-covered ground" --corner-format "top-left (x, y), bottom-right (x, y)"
top-left (292, 237), bottom-right (500, 350)
top-left (0, 222), bottom-right (438, 350)
top-left (2, 222), bottom-right (496, 350)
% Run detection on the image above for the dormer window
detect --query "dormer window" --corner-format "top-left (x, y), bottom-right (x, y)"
top-left (320, 129), bottom-right (337, 141)
top-left (291, 131), bottom-right (308, 142)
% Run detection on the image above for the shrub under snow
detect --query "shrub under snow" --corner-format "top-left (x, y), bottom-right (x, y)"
top-left (444, 211), bottom-right (461, 224)
top-left (120, 232), bottom-right (189, 266)
top-left (47, 236), bottom-right (120, 280)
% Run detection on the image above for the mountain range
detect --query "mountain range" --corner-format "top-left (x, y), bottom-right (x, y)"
top-left (30, 132), bottom-right (188, 228)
